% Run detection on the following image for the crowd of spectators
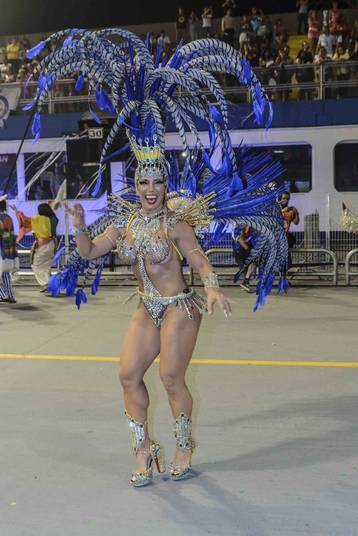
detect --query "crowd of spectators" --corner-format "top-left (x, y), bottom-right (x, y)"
top-left (172, 1), bottom-right (358, 100)
top-left (0, 36), bottom-right (81, 108)
top-left (0, 2), bottom-right (356, 104)
top-left (0, 36), bottom-right (32, 84)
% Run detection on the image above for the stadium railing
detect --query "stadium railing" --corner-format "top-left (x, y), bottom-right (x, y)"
top-left (8, 61), bottom-right (358, 115)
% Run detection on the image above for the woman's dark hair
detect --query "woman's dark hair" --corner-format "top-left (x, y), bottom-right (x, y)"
top-left (38, 203), bottom-right (55, 217)
top-left (0, 199), bottom-right (6, 211)
top-left (38, 202), bottom-right (59, 236)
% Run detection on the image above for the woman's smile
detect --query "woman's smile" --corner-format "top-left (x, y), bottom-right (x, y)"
top-left (145, 194), bottom-right (158, 206)
top-left (137, 174), bottom-right (166, 213)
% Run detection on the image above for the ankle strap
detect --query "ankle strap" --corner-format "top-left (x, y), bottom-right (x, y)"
top-left (125, 411), bottom-right (147, 452)
top-left (174, 413), bottom-right (193, 451)
top-left (136, 447), bottom-right (151, 455)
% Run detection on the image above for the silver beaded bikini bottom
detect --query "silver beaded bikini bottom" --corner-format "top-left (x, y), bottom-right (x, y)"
top-left (125, 256), bottom-right (207, 327)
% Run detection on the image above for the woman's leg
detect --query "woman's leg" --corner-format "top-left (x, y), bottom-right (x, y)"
top-left (120, 303), bottom-right (160, 420)
top-left (245, 262), bottom-right (256, 280)
top-left (120, 303), bottom-right (160, 472)
top-left (159, 305), bottom-right (201, 467)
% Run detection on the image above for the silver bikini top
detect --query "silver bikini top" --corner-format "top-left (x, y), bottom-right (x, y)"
top-left (117, 235), bottom-right (171, 265)
top-left (115, 209), bottom-right (179, 266)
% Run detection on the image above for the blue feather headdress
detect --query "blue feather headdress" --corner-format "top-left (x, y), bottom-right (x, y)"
top-left (26, 29), bottom-right (272, 187)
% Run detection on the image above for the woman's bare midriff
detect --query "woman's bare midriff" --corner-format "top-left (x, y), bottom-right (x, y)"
top-left (132, 246), bottom-right (187, 296)
top-left (122, 218), bottom-right (188, 296)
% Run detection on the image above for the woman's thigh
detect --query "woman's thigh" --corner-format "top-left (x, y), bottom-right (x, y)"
top-left (120, 302), bottom-right (161, 381)
top-left (159, 305), bottom-right (202, 379)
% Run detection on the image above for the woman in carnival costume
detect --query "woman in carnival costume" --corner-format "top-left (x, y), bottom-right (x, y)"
top-left (26, 29), bottom-right (288, 486)
top-left (9, 202), bottom-right (58, 292)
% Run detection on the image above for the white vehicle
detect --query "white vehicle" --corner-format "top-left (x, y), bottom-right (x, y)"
top-left (1, 124), bottom-right (358, 258)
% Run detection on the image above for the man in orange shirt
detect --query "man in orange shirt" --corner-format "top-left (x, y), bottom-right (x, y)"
top-left (279, 191), bottom-right (299, 232)
top-left (278, 191), bottom-right (299, 268)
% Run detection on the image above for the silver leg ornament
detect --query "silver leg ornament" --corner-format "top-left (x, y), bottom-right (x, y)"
top-left (169, 413), bottom-right (195, 481)
top-left (125, 411), bottom-right (165, 487)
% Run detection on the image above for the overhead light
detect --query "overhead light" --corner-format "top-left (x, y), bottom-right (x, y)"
top-left (273, 149), bottom-right (284, 154)
top-left (181, 151), bottom-right (188, 157)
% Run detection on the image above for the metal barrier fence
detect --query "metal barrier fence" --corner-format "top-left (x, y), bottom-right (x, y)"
top-left (14, 244), bottom-right (356, 289)
top-left (10, 60), bottom-right (358, 114)
top-left (345, 249), bottom-right (358, 285)
top-left (289, 248), bottom-right (338, 285)
top-left (203, 247), bottom-right (338, 286)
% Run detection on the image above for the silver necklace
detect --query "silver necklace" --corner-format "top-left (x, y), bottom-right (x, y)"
top-left (133, 207), bottom-right (166, 251)
top-left (139, 207), bottom-right (166, 223)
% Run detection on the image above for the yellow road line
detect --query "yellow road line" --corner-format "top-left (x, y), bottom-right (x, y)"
top-left (0, 354), bottom-right (358, 367)
top-left (0, 354), bottom-right (120, 362)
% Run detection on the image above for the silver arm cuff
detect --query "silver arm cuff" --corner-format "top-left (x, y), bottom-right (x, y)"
top-left (72, 224), bottom-right (88, 235)
top-left (203, 272), bottom-right (219, 290)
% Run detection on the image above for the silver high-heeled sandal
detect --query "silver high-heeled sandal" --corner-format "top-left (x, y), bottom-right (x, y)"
top-left (126, 411), bottom-right (165, 487)
top-left (169, 413), bottom-right (195, 481)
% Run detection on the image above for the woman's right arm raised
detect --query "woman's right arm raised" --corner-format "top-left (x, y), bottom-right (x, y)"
top-left (69, 203), bottom-right (122, 260)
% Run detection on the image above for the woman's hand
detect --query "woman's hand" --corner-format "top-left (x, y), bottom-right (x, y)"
top-left (67, 203), bottom-right (85, 227)
top-left (206, 288), bottom-right (235, 318)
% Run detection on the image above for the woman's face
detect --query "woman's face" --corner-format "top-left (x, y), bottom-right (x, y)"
top-left (136, 174), bottom-right (166, 213)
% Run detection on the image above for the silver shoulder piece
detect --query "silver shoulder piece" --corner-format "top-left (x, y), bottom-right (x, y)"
top-left (108, 194), bottom-right (137, 229)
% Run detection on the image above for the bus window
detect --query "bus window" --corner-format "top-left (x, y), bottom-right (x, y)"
top-left (334, 142), bottom-right (358, 192)
top-left (65, 163), bottom-right (106, 199)
top-left (24, 153), bottom-right (105, 200)
top-left (0, 154), bottom-right (18, 198)
top-left (25, 153), bottom-right (65, 200)
top-left (241, 144), bottom-right (312, 193)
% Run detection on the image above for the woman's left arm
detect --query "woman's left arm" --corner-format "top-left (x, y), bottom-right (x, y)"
top-left (172, 221), bottom-right (234, 317)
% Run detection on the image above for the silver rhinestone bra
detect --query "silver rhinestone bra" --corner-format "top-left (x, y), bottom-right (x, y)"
top-left (116, 210), bottom-right (171, 265)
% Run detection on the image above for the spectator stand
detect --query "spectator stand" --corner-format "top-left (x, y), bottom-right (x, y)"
top-left (0, 4), bottom-right (354, 109)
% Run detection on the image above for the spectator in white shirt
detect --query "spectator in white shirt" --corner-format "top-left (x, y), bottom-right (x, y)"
top-left (201, 6), bottom-right (213, 37)
top-left (318, 26), bottom-right (336, 57)
top-left (221, 8), bottom-right (236, 45)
